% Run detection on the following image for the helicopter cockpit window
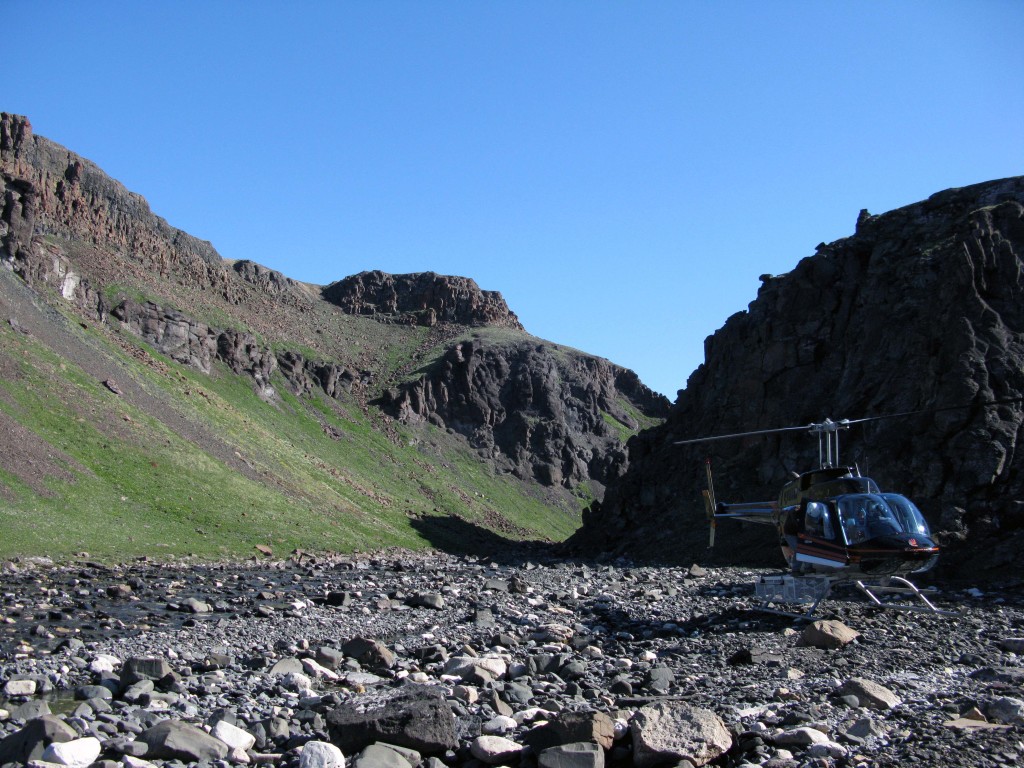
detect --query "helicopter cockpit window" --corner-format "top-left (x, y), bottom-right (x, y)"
top-left (881, 494), bottom-right (931, 536)
top-left (838, 494), bottom-right (904, 544)
top-left (804, 501), bottom-right (835, 540)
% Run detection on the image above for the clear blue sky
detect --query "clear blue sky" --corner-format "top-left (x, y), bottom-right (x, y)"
top-left (8, 2), bottom-right (1023, 397)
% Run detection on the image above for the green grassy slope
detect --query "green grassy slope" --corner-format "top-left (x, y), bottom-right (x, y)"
top-left (0, 299), bottom-right (580, 562)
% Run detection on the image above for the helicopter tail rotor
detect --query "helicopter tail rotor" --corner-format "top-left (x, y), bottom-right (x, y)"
top-left (703, 459), bottom-right (718, 548)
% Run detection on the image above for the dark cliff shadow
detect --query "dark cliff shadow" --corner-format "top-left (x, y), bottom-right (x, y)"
top-left (409, 514), bottom-right (560, 564)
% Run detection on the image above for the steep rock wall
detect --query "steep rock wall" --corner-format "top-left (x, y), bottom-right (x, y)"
top-left (380, 338), bottom-right (670, 490)
top-left (573, 176), bottom-right (1024, 576)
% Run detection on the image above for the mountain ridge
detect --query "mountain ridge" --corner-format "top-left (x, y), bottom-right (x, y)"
top-left (0, 111), bottom-right (667, 560)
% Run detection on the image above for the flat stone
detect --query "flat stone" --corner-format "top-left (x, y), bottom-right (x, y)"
top-left (212, 720), bottom-right (256, 751)
top-left (538, 742), bottom-right (605, 768)
top-left (3, 679), bottom-right (37, 697)
top-left (469, 735), bottom-right (523, 765)
top-left (351, 743), bottom-right (414, 768)
top-left (121, 658), bottom-right (173, 686)
top-left (774, 727), bottom-right (830, 746)
top-left (834, 678), bottom-right (901, 710)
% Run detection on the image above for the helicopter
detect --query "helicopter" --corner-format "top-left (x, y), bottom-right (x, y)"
top-left (675, 413), bottom-right (957, 617)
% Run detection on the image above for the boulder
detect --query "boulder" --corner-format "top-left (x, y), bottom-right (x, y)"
top-left (325, 685), bottom-right (457, 754)
top-left (469, 735), bottom-right (523, 765)
top-left (628, 702), bottom-right (732, 768)
top-left (40, 736), bottom-right (102, 767)
top-left (0, 715), bottom-right (78, 764)
top-left (300, 740), bottom-right (346, 768)
top-left (798, 620), bottom-right (859, 649)
top-left (342, 637), bottom-right (397, 670)
top-left (137, 719), bottom-right (229, 762)
top-left (834, 678), bottom-right (901, 710)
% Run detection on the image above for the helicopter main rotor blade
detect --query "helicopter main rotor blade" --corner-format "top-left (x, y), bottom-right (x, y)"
top-left (674, 423), bottom-right (811, 446)
top-left (673, 396), bottom-right (1024, 447)
top-left (844, 396), bottom-right (1024, 426)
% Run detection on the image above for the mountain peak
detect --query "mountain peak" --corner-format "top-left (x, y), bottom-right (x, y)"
top-left (323, 270), bottom-right (524, 330)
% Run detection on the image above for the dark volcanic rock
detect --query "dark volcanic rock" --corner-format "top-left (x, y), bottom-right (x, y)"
top-left (380, 337), bottom-right (669, 488)
top-left (137, 719), bottom-right (230, 761)
top-left (0, 715), bottom-right (77, 765)
top-left (323, 270), bottom-right (523, 330)
top-left (573, 176), bottom-right (1024, 577)
top-left (325, 685), bottom-right (459, 755)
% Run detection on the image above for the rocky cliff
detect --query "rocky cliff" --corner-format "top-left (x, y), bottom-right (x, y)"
top-left (572, 176), bottom-right (1024, 577)
top-left (1, 112), bottom-right (666, 523)
top-left (380, 335), bottom-right (669, 489)
top-left (324, 271), bottom-right (523, 330)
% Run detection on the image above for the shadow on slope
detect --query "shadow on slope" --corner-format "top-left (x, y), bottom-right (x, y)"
top-left (409, 514), bottom-right (558, 564)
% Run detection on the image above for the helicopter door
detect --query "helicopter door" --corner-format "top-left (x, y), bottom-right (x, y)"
top-left (794, 501), bottom-right (848, 571)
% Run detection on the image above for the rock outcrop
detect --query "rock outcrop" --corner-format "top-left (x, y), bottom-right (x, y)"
top-left (574, 176), bottom-right (1024, 576)
top-left (1, 111), bottom-right (667, 509)
top-left (380, 337), bottom-right (669, 489)
top-left (324, 271), bottom-right (523, 330)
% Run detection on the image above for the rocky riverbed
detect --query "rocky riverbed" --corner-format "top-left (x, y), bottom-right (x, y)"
top-left (0, 551), bottom-right (1022, 768)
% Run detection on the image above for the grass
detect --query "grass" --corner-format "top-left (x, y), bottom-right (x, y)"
top-left (0, 319), bottom-right (578, 562)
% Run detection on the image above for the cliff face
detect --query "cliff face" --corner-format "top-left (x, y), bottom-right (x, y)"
top-left (324, 271), bottom-right (524, 330)
top-left (573, 176), bottom-right (1024, 577)
top-left (1, 112), bottom-right (666, 513)
top-left (380, 337), bottom-right (669, 489)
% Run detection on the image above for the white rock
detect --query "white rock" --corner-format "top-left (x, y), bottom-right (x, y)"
top-left (806, 741), bottom-right (849, 759)
top-left (121, 756), bottom-right (158, 768)
top-left (299, 741), bottom-right (345, 768)
top-left (280, 671), bottom-right (313, 691)
top-left (987, 696), bottom-right (1024, 724)
top-left (513, 708), bottom-right (553, 725)
top-left (212, 720), bottom-right (256, 751)
top-left (301, 658), bottom-right (340, 681)
top-left (89, 654), bottom-right (121, 673)
top-left (41, 737), bottom-right (102, 767)
top-left (483, 715), bottom-right (518, 734)
top-left (3, 678), bottom-right (36, 696)
top-left (444, 655), bottom-right (507, 680)
top-left (629, 701), bottom-right (733, 768)
top-left (228, 746), bottom-right (252, 764)
top-left (774, 727), bottom-right (830, 746)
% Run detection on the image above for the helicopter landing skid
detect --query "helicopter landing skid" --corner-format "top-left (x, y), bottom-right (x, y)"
top-left (751, 574), bottom-right (959, 620)
top-left (853, 576), bottom-right (960, 617)
top-left (753, 575), bottom-right (834, 621)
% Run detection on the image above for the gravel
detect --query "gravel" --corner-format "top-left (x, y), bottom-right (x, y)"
top-left (0, 551), bottom-right (1022, 768)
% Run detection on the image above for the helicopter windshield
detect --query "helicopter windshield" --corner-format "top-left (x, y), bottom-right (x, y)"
top-left (837, 494), bottom-right (905, 544)
top-left (881, 493), bottom-right (931, 537)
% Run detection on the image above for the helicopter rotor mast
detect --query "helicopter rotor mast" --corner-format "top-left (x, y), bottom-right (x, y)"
top-left (809, 418), bottom-right (851, 469)
top-left (675, 418), bottom-right (856, 471)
